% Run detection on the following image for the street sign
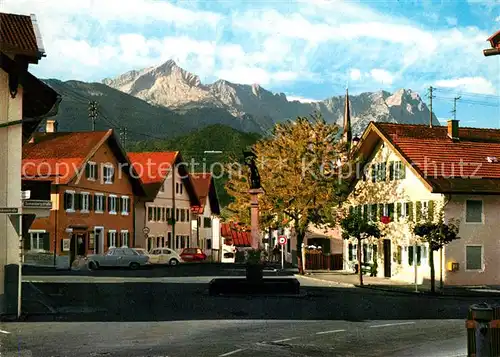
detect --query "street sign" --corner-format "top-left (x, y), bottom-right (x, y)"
top-left (142, 227), bottom-right (150, 234)
top-left (23, 200), bottom-right (52, 208)
top-left (278, 235), bottom-right (287, 245)
top-left (21, 190), bottom-right (31, 200)
top-left (0, 207), bottom-right (18, 214)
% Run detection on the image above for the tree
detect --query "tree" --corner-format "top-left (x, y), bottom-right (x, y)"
top-left (413, 211), bottom-right (460, 293)
top-left (225, 113), bottom-right (353, 274)
top-left (340, 210), bottom-right (382, 286)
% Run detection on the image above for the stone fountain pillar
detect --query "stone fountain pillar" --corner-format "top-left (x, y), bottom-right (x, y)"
top-left (249, 188), bottom-right (264, 249)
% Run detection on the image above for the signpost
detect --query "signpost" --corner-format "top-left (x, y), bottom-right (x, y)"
top-left (278, 235), bottom-right (287, 270)
top-left (0, 207), bottom-right (18, 214)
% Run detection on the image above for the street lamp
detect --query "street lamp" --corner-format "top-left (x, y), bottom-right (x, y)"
top-left (484, 30), bottom-right (500, 57)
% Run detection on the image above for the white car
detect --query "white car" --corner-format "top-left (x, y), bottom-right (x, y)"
top-left (148, 247), bottom-right (183, 266)
top-left (87, 247), bottom-right (150, 270)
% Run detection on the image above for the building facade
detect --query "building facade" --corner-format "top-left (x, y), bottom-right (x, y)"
top-left (23, 127), bottom-right (146, 268)
top-left (129, 152), bottom-right (199, 253)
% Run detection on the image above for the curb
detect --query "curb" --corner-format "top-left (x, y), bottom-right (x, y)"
top-left (294, 274), bottom-right (355, 288)
top-left (359, 284), bottom-right (500, 299)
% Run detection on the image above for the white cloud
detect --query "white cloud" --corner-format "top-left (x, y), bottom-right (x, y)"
top-left (350, 69), bottom-right (362, 81)
top-left (215, 67), bottom-right (297, 86)
top-left (370, 69), bottom-right (394, 85)
top-left (496, 16), bottom-right (500, 22)
top-left (434, 77), bottom-right (497, 95)
top-left (287, 95), bottom-right (319, 103)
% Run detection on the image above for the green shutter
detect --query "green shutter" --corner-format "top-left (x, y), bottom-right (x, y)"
top-left (399, 162), bottom-right (406, 179)
top-left (380, 163), bottom-right (387, 181)
top-left (371, 165), bottom-right (377, 183)
top-left (388, 203), bottom-right (395, 221)
top-left (372, 244), bottom-right (377, 261)
top-left (42, 233), bottom-right (50, 251)
top-left (363, 204), bottom-right (369, 221)
top-left (88, 194), bottom-right (93, 211)
top-left (396, 202), bottom-right (402, 220)
top-left (428, 200), bottom-right (435, 222)
top-left (378, 204), bottom-right (384, 219)
top-left (63, 192), bottom-right (69, 210)
top-left (349, 206), bottom-right (354, 215)
top-left (407, 202), bottom-right (414, 221)
top-left (108, 196), bottom-right (112, 212)
top-left (408, 246), bottom-right (414, 265)
top-left (416, 201), bottom-right (422, 222)
top-left (389, 161), bottom-right (394, 180)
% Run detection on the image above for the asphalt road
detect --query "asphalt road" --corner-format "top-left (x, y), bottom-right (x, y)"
top-left (10, 266), bottom-right (484, 356)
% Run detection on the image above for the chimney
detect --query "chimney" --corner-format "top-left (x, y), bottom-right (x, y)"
top-left (46, 119), bottom-right (58, 133)
top-left (447, 119), bottom-right (459, 141)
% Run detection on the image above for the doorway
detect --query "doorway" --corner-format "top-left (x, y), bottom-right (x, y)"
top-left (383, 239), bottom-right (391, 278)
top-left (94, 227), bottom-right (104, 254)
top-left (70, 233), bottom-right (86, 266)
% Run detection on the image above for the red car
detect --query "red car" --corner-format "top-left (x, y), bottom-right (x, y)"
top-left (180, 248), bottom-right (207, 262)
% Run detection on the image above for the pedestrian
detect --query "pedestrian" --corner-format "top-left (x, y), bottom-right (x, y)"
top-left (272, 245), bottom-right (280, 262)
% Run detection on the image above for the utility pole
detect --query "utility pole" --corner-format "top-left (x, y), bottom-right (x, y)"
top-left (428, 86), bottom-right (435, 128)
top-left (88, 101), bottom-right (98, 131)
top-left (119, 127), bottom-right (128, 149)
top-left (451, 96), bottom-right (461, 121)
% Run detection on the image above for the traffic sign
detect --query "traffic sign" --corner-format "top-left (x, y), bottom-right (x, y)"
top-left (0, 207), bottom-right (18, 214)
top-left (278, 235), bottom-right (287, 245)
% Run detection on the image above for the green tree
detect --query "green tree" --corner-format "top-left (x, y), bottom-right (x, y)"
top-left (225, 113), bottom-right (353, 274)
top-left (340, 211), bottom-right (382, 286)
top-left (413, 211), bottom-right (460, 293)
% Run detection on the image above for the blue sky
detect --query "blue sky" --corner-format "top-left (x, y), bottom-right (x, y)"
top-left (5, 0), bottom-right (499, 127)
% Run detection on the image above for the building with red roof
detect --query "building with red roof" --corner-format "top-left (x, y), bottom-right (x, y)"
top-left (343, 119), bottom-right (500, 286)
top-left (23, 122), bottom-right (147, 268)
top-left (127, 151), bottom-right (200, 252)
top-left (190, 173), bottom-right (221, 258)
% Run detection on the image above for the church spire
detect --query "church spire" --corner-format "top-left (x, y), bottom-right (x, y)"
top-left (343, 88), bottom-right (352, 150)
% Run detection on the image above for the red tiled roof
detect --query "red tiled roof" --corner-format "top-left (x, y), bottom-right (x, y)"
top-left (22, 131), bottom-right (109, 184)
top-left (190, 173), bottom-right (211, 214)
top-left (0, 12), bottom-right (41, 58)
top-left (127, 151), bottom-right (178, 185)
top-left (221, 222), bottom-right (251, 247)
top-left (487, 29), bottom-right (500, 47)
top-left (369, 122), bottom-right (500, 193)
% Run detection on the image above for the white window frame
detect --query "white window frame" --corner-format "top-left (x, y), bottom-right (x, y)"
top-left (80, 192), bottom-right (90, 212)
top-left (87, 161), bottom-right (97, 181)
top-left (121, 230), bottom-right (129, 247)
top-left (399, 201), bottom-right (408, 221)
top-left (65, 190), bottom-right (75, 213)
top-left (95, 193), bottom-right (104, 213)
top-left (121, 196), bottom-right (129, 215)
top-left (465, 244), bottom-right (484, 272)
top-left (465, 200), bottom-right (484, 224)
top-left (28, 230), bottom-right (46, 251)
top-left (103, 164), bottom-right (114, 184)
top-left (109, 230), bottom-right (117, 248)
top-left (109, 194), bottom-right (117, 215)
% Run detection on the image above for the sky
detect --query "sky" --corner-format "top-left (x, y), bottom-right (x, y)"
top-left (4, 0), bottom-right (500, 128)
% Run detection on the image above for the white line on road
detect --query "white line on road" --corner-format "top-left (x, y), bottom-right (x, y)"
top-left (315, 329), bottom-right (346, 335)
top-left (0, 329), bottom-right (11, 334)
top-left (271, 337), bottom-right (298, 343)
top-left (369, 322), bottom-right (415, 328)
top-left (219, 348), bottom-right (246, 356)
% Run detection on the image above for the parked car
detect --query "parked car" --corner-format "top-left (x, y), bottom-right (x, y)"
top-left (180, 248), bottom-right (207, 262)
top-left (149, 247), bottom-right (183, 266)
top-left (87, 247), bottom-right (150, 270)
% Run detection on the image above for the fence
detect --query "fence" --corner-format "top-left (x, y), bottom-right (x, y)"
top-left (305, 252), bottom-right (343, 271)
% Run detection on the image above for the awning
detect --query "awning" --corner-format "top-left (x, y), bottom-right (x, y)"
top-left (0, 52), bottom-right (61, 143)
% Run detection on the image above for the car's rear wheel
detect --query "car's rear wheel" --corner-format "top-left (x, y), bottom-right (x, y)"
top-left (169, 258), bottom-right (179, 266)
top-left (88, 261), bottom-right (98, 270)
top-left (129, 262), bottom-right (140, 270)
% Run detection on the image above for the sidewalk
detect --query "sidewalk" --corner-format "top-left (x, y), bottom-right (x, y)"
top-left (297, 270), bottom-right (500, 297)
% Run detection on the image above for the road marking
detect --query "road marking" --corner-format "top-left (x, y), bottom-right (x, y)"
top-left (219, 348), bottom-right (246, 356)
top-left (315, 329), bottom-right (345, 335)
top-left (272, 337), bottom-right (298, 343)
top-left (0, 329), bottom-right (11, 334)
top-left (369, 322), bottom-right (415, 328)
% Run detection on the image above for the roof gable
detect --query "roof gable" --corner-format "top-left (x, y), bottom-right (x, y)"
top-left (0, 12), bottom-right (43, 61)
top-left (190, 173), bottom-right (221, 215)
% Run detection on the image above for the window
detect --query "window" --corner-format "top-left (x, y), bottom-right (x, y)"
top-left (107, 230), bottom-right (117, 248)
top-left (176, 183), bottom-right (179, 194)
top-left (373, 163), bottom-right (386, 182)
top-left (80, 192), bottom-right (90, 212)
top-left (148, 206), bottom-right (154, 222)
top-left (64, 191), bottom-right (75, 212)
top-left (187, 210), bottom-right (190, 221)
top-left (389, 161), bottom-right (406, 180)
top-left (348, 243), bottom-right (353, 261)
top-left (28, 231), bottom-right (49, 251)
top-left (396, 246), bottom-right (402, 264)
top-left (180, 184), bottom-right (183, 195)
top-left (95, 194), bottom-right (104, 213)
top-left (108, 195), bottom-right (117, 214)
top-left (408, 246), bottom-right (414, 266)
top-left (206, 239), bottom-right (212, 250)
top-left (176, 235), bottom-right (181, 249)
top-left (161, 207), bottom-right (166, 221)
top-left (466, 200), bottom-right (483, 223)
top-left (166, 208), bottom-right (171, 220)
top-left (204, 217), bottom-right (212, 228)
top-left (167, 232), bottom-right (172, 248)
top-left (121, 196), bottom-right (130, 215)
top-left (103, 164), bottom-right (115, 184)
top-left (121, 231), bottom-right (129, 247)
top-left (156, 207), bottom-right (161, 222)
top-left (422, 201), bottom-right (429, 219)
top-left (181, 209), bottom-right (186, 222)
top-left (466, 245), bottom-right (483, 270)
top-left (370, 204), bottom-right (377, 221)
top-left (86, 162), bottom-right (97, 180)
top-left (176, 209), bottom-right (179, 221)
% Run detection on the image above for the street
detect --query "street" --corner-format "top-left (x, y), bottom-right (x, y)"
top-left (2, 265), bottom-right (482, 356)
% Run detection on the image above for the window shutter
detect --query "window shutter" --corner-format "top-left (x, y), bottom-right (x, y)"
top-left (408, 246), bottom-right (414, 266)
top-left (349, 206), bottom-right (354, 215)
top-left (416, 201), bottom-right (422, 222)
top-left (42, 233), bottom-right (50, 251)
top-left (396, 202), bottom-right (402, 220)
top-left (75, 193), bottom-right (81, 210)
top-left (363, 204), bottom-right (368, 221)
top-left (371, 165), bottom-right (376, 183)
top-left (399, 162), bottom-right (406, 179)
top-left (111, 167), bottom-right (115, 183)
top-left (118, 197), bottom-right (122, 213)
top-left (88, 194), bottom-right (93, 211)
top-left (428, 200), bottom-right (435, 221)
top-left (95, 164), bottom-right (99, 180)
top-left (379, 163), bottom-right (386, 181)
top-left (24, 235), bottom-right (31, 250)
top-left (107, 232), bottom-right (111, 249)
top-left (389, 162), bottom-right (394, 180)
top-left (63, 192), bottom-right (69, 210)
top-left (407, 202), bottom-right (414, 221)
top-left (85, 163), bottom-right (90, 178)
top-left (108, 197), bottom-right (112, 212)
top-left (372, 244), bottom-right (377, 261)
top-left (127, 198), bottom-right (131, 212)
top-left (417, 246), bottom-right (422, 266)
top-left (348, 243), bottom-right (353, 261)
top-left (378, 204), bottom-right (383, 220)
top-left (94, 195), bottom-right (98, 210)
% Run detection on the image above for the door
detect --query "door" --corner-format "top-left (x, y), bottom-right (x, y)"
top-left (94, 228), bottom-right (103, 254)
top-left (149, 249), bottom-right (160, 264)
top-left (383, 239), bottom-right (391, 278)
